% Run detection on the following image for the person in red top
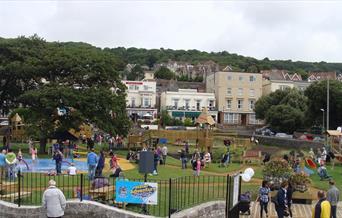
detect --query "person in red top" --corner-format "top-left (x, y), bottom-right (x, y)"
top-left (109, 152), bottom-right (119, 169)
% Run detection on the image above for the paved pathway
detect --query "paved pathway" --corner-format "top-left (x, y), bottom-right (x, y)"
top-left (240, 201), bottom-right (342, 218)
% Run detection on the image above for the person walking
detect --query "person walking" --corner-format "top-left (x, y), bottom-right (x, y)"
top-left (327, 180), bottom-right (339, 218)
top-left (87, 148), bottom-right (98, 180)
top-left (161, 145), bottom-right (168, 165)
top-left (180, 149), bottom-right (187, 169)
top-left (153, 149), bottom-right (159, 175)
top-left (95, 150), bottom-right (105, 177)
top-left (257, 180), bottom-right (270, 218)
top-left (53, 150), bottom-right (63, 175)
top-left (30, 145), bottom-right (38, 164)
top-left (275, 181), bottom-right (288, 218)
top-left (0, 149), bottom-right (6, 181)
top-left (313, 190), bottom-right (331, 218)
top-left (195, 158), bottom-right (201, 176)
top-left (287, 182), bottom-right (294, 218)
top-left (42, 179), bottom-right (66, 218)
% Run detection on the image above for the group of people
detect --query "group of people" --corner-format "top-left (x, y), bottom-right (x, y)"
top-left (179, 147), bottom-right (211, 176)
top-left (258, 179), bottom-right (340, 218)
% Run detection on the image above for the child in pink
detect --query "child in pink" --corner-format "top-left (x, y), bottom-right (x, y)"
top-left (196, 159), bottom-right (201, 176)
top-left (30, 145), bottom-right (38, 164)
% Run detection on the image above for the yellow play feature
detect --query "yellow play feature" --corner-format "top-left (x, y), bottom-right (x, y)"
top-left (76, 156), bottom-right (135, 172)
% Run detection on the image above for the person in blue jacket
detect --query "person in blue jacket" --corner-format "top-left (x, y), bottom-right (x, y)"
top-left (95, 150), bottom-right (105, 177)
top-left (275, 181), bottom-right (289, 218)
top-left (87, 148), bottom-right (98, 180)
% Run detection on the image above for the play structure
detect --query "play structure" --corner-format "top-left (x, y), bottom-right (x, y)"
top-left (327, 130), bottom-right (342, 162)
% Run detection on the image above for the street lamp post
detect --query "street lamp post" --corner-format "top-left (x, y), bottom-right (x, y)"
top-left (320, 109), bottom-right (325, 132)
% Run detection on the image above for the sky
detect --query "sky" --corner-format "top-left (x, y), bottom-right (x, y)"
top-left (0, 0), bottom-right (342, 62)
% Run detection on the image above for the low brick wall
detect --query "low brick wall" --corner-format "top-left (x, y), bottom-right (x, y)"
top-left (171, 201), bottom-right (225, 218)
top-left (254, 135), bottom-right (323, 149)
top-left (0, 200), bottom-right (154, 218)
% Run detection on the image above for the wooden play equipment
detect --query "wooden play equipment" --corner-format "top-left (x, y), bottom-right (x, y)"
top-left (10, 113), bottom-right (26, 142)
top-left (327, 130), bottom-right (342, 162)
top-left (242, 150), bottom-right (262, 164)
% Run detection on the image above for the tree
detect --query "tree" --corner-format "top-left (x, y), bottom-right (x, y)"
top-left (154, 66), bottom-right (175, 80)
top-left (1, 36), bottom-right (130, 153)
top-left (305, 80), bottom-right (342, 129)
top-left (265, 105), bottom-right (305, 134)
top-left (255, 88), bottom-right (307, 133)
top-left (126, 64), bottom-right (144, 80)
top-left (183, 118), bottom-right (194, 126)
top-left (160, 110), bottom-right (172, 127)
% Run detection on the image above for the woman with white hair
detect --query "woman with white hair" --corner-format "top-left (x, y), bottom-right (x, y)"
top-left (42, 180), bottom-right (66, 218)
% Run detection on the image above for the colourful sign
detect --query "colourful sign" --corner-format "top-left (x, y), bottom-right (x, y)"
top-left (116, 181), bottom-right (158, 205)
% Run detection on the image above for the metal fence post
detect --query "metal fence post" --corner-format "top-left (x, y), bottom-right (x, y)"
top-left (168, 178), bottom-right (172, 218)
top-left (18, 170), bottom-right (21, 207)
top-left (80, 174), bottom-right (83, 201)
top-left (225, 174), bottom-right (229, 218)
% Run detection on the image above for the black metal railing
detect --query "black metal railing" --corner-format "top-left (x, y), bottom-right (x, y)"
top-left (0, 171), bottom-right (240, 218)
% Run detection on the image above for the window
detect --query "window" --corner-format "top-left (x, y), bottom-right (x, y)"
top-left (185, 100), bottom-right (190, 109)
top-left (196, 100), bottom-right (201, 110)
top-left (248, 100), bottom-right (255, 111)
top-left (134, 85), bottom-right (139, 90)
top-left (173, 99), bottom-right (179, 108)
top-left (131, 98), bottom-right (135, 107)
top-left (248, 114), bottom-right (263, 125)
top-left (249, 89), bottom-right (255, 97)
top-left (227, 88), bottom-right (232, 95)
top-left (227, 99), bottom-right (232, 110)
top-left (238, 88), bottom-right (243, 96)
top-left (143, 98), bottom-right (150, 107)
top-left (227, 75), bottom-right (232, 80)
top-left (224, 113), bottom-right (239, 124)
top-left (209, 100), bottom-right (214, 107)
top-left (237, 99), bottom-right (243, 110)
top-left (239, 76), bottom-right (243, 81)
top-left (143, 85), bottom-right (149, 91)
top-left (129, 85), bottom-right (134, 90)
top-left (249, 75), bottom-right (256, 82)
top-left (280, 85), bottom-right (290, 90)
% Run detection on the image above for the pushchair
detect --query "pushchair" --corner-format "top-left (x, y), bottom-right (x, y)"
top-left (239, 191), bottom-right (251, 215)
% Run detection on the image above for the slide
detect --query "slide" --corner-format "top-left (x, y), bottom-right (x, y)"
top-left (306, 158), bottom-right (317, 169)
top-left (18, 158), bottom-right (30, 170)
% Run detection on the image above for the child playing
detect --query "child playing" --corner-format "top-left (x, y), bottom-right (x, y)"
top-left (30, 145), bottom-right (38, 164)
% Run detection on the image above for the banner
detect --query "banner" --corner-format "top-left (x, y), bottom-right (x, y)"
top-left (115, 181), bottom-right (158, 205)
top-left (232, 174), bottom-right (240, 207)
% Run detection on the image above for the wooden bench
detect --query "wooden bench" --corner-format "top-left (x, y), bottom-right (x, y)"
top-left (242, 150), bottom-right (262, 164)
top-left (0, 191), bottom-right (31, 201)
top-left (89, 185), bottom-right (115, 200)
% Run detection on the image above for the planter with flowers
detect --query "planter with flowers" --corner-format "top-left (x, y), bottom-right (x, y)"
top-left (263, 159), bottom-right (293, 189)
top-left (289, 172), bottom-right (311, 192)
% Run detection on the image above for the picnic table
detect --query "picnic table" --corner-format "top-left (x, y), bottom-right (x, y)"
top-left (242, 150), bottom-right (262, 164)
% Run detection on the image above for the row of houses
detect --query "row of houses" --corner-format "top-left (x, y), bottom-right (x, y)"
top-left (124, 70), bottom-right (342, 126)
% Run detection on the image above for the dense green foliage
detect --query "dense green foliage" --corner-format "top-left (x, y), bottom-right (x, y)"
top-left (0, 35), bottom-right (130, 152)
top-left (305, 80), bottom-right (342, 129)
top-left (108, 47), bottom-right (342, 74)
top-left (154, 66), bottom-right (175, 80)
top-left (255, 89), bottom-right (308, 133)
top-left (126, 64), bottom-right (144, 80)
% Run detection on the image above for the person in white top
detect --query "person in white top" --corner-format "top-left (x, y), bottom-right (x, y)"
top-left (67, 163), bottom-right (77, 175)
top-left (42, 179), bottom-right (66, 218)
top-left (161, 145), bottom-right (168, 165)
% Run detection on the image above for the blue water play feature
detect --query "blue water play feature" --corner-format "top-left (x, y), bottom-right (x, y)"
top-left (16, 158), bottom-right (88, 172)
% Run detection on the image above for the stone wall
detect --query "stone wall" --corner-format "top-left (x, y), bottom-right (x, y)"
top-left (171, 201), bottom-right (225, 218)
top-left (254, 135), bottom-right (323, 149)
top-left (0, 200), bottom-right (154, 218)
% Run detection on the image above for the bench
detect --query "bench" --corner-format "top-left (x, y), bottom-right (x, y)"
top-left (242, 150), bottom-right (262, 164)
top-left (89, 185), bottom-right (115, 200)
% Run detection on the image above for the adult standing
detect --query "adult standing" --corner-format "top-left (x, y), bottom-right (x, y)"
top-left (95, 150), bottom-right (105, 177)
top-left (87, 148), bottom-right (98, 180)
top-left (287, 182), bottom-right (294, 218)
top-left (313, 190), bottom-right (331, 218)
top-left (153, 148), bottom-right (159, 175)
top-left (275, 181), bottom-right (288, 218)
top-left (180, 149), bottom-right (187, 169)
top-left (42, 179), bottom-right (66, 218)
top-left (161, 145), bottom-right (168, 165)
top-left (257, 180), bottom-right (270, 218)
top-left (53, 150), bottom-right (63, 175)
top-left (327, 180), bottom-right (339, 218)
top-left (0, 150), bottom-right (6, 180)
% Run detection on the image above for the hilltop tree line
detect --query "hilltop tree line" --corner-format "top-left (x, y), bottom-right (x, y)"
top-left (108, 47), bottom-right (342, 78)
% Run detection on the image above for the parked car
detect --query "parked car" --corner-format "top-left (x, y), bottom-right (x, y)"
top-left (275, 133), bottom-right (293, 139)
top-left (255, 126), bottom-right (275, 136)
top-left (0, 120), bottom-right (9, 126)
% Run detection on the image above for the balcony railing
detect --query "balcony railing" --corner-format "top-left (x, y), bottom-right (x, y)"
top-left (126, 105), bottom-right (156, 109)
top-left (165, 106), bottom-right (217, 111)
